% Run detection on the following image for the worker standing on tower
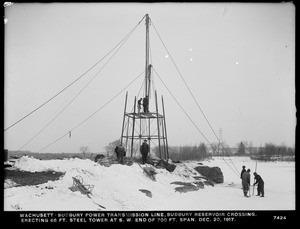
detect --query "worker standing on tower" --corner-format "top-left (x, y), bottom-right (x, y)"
top-left (137, 98), bottom-right (143, 114)
top-left (143, 96), bottom-right (149, 113)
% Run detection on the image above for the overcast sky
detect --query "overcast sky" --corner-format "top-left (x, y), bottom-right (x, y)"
top-left (4, 2), bottom-right (295, 154)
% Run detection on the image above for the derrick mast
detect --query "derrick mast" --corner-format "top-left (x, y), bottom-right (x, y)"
top-left (120, 14), bottom-right (169, 159)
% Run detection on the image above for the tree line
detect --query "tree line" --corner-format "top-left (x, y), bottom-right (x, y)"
top-left (103, 139), bottom-right (295, 161)
top-left (234, 141), bottom-right (295, 157)
top-left (6, 141), bottom-right (294, 162)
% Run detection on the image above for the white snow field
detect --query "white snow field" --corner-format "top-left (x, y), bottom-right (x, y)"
top-left (4, 156), bottom-right (295, 211)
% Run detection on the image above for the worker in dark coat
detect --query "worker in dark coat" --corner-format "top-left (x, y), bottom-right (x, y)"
top-left (240, 165), bottom-right (247, 190)
top-left (140, 139), bottom-right (150, 164)
top-left (242, 169), bottom-right (251, 197)
top-left (240, 165), bottom-right (246, 179)
top-left (143, 96), bottom-right (149, 113)
top-left (114, 144), bottom-right (126, 165)
top-left (253, 172), bottom-right (265, 197)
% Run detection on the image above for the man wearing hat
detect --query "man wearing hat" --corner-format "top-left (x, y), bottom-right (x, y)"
top-left (242, 169), bottom-right (251, 197)
top-left (140, 139), bottom-right (150, 164)
top-left (114, 143), bottom-right (126, 165)
top-left (253, 172), bottom-right (265, 197)
top-left (240, 165), bottom-right (246, 179)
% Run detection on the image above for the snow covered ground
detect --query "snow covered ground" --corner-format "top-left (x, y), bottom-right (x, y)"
top-left (4, 156), bottom-right (295, 211)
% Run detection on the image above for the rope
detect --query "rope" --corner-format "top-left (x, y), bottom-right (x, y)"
top-left (152, 21), bottom-right (240, 176)
top-left (153, 67), bottom-right (240, 177)
top-left (18, 21), bottom-right (137, 151)
top-left (38, 70), bottom-right (145, 153)
top-left (152, 21), bottom-right (220, 139)
top-left (4, 15), bottom-right (145, 132)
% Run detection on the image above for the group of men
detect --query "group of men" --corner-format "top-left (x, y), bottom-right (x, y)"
top-left (240, 165), bottom-right (265, 198)
top-left (114, 139), bottom-right (150, 165)
top-left (114, 95), bottom-right (150, 163)
top-left (115, 143), bottom-right (265, 199)
top-left (137, 96), bottom-right (149, 113)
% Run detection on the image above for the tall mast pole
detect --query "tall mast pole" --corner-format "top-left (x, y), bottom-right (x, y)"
top-left (145, 14), bottom-right (150, 98)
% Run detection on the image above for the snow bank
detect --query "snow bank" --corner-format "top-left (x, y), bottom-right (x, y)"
top-left (13, 156), bottom-right (96, 173)
top-left (4, 156), bottom-right (295, 211)
top-left (4, 179), bottom-right (18, 189)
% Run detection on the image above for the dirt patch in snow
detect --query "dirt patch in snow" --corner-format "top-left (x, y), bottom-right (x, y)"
top-left (4, 169), bottom-right (65, 187)
top-left (171, 181), bottom-right (205, 193)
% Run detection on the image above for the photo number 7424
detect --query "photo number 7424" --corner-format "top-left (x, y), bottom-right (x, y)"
top-left (273, 216), bottom-right (286, 220)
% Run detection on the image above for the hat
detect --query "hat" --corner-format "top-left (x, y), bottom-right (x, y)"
top-left (242, 165), bottom-right (245, 168)
top-left (247, 169), bottom-right (251, 172)
top-left (253, 172), bottom-right (257, 175)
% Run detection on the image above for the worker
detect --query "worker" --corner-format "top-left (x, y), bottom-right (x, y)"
top-left (114, 144), bottom-right (126, 165)
top-left (143, 96), bottom-right (149, 113)
top-left (240, 165), bottom-right (246, 179)
top-left (253, 172), bottom-right (265, 197)
top-left (242, 169), bottom-right (251, 197)
top-left (137, 98), bottom-right (143, 114)
top-left (140, 139), bottom-right (150, 164)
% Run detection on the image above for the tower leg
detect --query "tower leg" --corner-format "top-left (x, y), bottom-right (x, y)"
top-left (162, 95), bottom-right (169, 159)
top-left (131, 96), bottom-right (137, 157)
top-left (155, 91), bottom-right (162, 158)
top-left (120, 92), bottom-right (128, 145)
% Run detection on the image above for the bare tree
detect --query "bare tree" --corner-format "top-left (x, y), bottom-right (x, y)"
top-left (236, 142), bottom-right (246, 155)
top-left (79, 146), bottom-right (89, 158)
top-left (104, 139), bottom-right (120, 157)
top-left (247, 141), bottom-right (254, 155)
top-left (199, 142), bottom-right (207, 160)
top-left (210, 142), bottom-right (219, 156)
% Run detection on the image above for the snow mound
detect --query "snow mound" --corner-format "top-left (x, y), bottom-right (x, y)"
top-left (4, 179), bottom-right (18, 189)
top-left (13, 156), bottom-right (98, 173)
top-left (6, 156), bottom-right (199, 210)
top-left (4, 156), bottom-right (295, 211)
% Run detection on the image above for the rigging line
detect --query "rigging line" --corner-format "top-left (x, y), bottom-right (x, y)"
top-left (219, 143), bottom-right (240, 174)
top-left (38, 70), bottom-right (145, 153)
top-left (153, 67), bottom-right (240, 177)
top-left (4, 16), bottom-right (144, 132)
top-left (153, 68), bottom-right (210, 146)
top-left (152, 21), bottom-right (220, 139)
top-left (18, 28), bottom-right (135, 151)
top-left (152, 21), bottom-right (239, 175)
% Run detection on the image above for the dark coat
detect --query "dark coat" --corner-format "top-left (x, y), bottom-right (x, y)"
top-left (240, 168), bottom-right (246, 179)
top-left (143, 97), bottom-right (148, 105)
top-left (254, 174), bottom-right (264, 185)
top-left (140, 142), bottom-right (150, 155)
top-left (242, 171), bottom-right (250, 185)
top-left (115, 145), bottom-right (126, 157)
